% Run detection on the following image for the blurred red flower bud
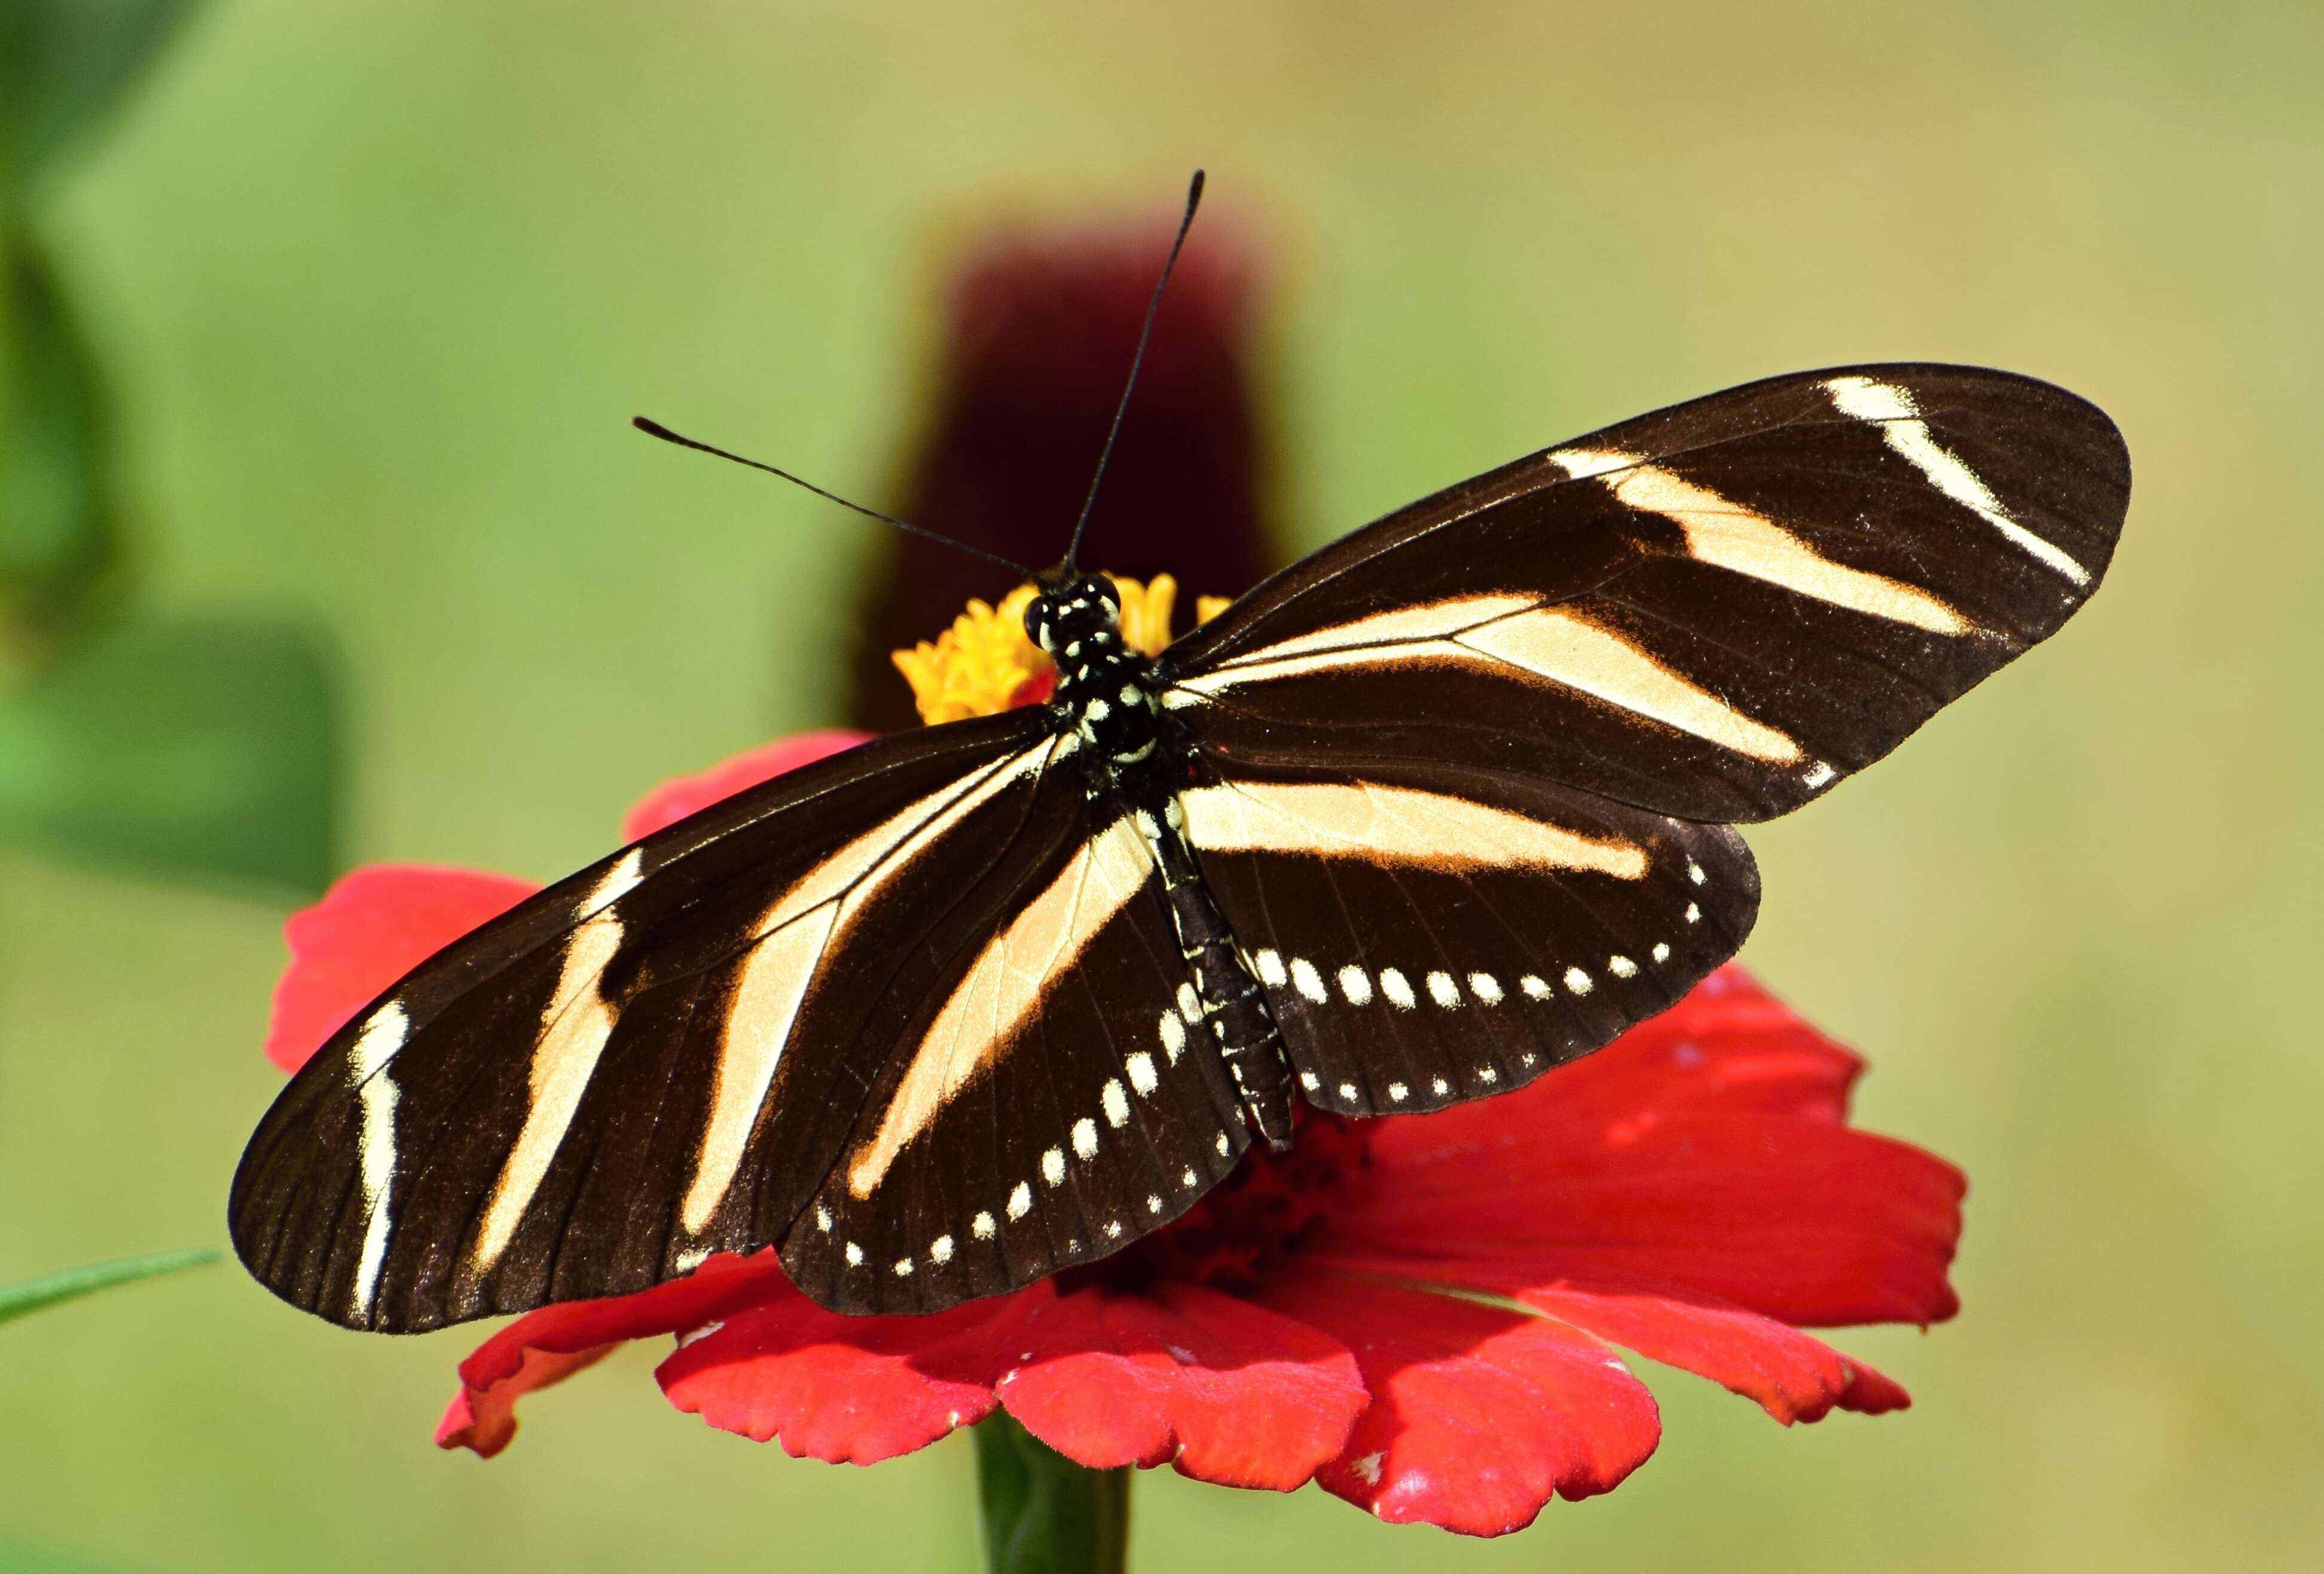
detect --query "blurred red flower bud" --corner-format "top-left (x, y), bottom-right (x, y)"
top-left (848, 202), bottom-right (1277, 730)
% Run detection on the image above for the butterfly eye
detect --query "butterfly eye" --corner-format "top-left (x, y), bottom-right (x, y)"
top-left (1024, 599), bottom-right (1058, 650)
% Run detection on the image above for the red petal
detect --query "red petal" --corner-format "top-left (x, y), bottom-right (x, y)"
top-left (435, 1346), bottom-right (618, 1456)
top-left (1832, 1359), bottom-right (1912, 1414)
top-left (267, 865), bottom-right (539, 1074)
top-left (436, 1252), bottom-right (795, 1457)
top-left (995, 1283), bottom-right (1366, 1487)
top-left (656, 1283), bottom-right (1045, 1465)
top-left (1335, 965), bottom-right (1963, 1329)
top-left (1007, 669), bottom-right (1057, 708)
top-left (620, 730), bottom-right (874, 842)
top-left (1516, 1280), bottom-right (1910, 1423)
top-left (1262, 1277), bottom-right (1660, 1536)
top-left (1361, 965), bottom-right (1857, 1172)
top-left (1330, 1117), bottom-right (1963, 1329)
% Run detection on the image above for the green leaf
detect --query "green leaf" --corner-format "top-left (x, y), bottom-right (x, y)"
top-left (973, 1410), bottom-right (1129, 1574)
top-left (0, 614), bottom-right (341, 895)
top-left (1, 231), bottom-right (126, 678)
top-left (0, 0), bottom-right (203, 201)
top-left (0, 1246), bottom-right (218, 1327)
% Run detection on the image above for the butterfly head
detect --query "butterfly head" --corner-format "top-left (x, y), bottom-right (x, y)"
top-left (1026, 575), bottom-right (1125, 657)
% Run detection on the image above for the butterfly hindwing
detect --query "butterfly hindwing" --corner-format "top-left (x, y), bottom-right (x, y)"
top-left (1162, 363), bottom-right (2129, 823)
top-left (1177, 749), bottom-right (1758, 1117)
top-left (779, 810), bottom-right (1253, 1314)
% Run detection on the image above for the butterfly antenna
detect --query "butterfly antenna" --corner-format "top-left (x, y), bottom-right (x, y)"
top-left (1060, 167), bottom-right (1207, 577)
top-left (631, 416), bottom-right (1036, 578)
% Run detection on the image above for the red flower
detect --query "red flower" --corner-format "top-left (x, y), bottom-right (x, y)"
top-left (265, 733), bottom-right (1963, 1537)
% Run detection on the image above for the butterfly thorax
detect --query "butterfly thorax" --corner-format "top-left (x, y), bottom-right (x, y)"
top-left (1028, 576), bottom-right (1168, 773)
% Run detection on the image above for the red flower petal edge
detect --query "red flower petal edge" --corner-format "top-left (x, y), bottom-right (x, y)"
top-left (619, 730), bottom-right (873, 842)
top-left (990, 1281), bottom-right (1367, 1487)
top-left (264, 732), bottom-right (873, 1075)
top-left (656, 1271), bottom-right (1037, 1465)
top-left (1263, 1277), bottom-right (1661, 1535)
top-left (266, 865), bottom-right (539, 1073)
top-left (439, 1252), bottom-right (798, 1457)
top-left (258, 735), bottom-right (1966, 1537)
top-left (1512, 1279), bottom-right (1910, 1424)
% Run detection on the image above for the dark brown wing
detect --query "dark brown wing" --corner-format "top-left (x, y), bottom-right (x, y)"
top-left (1162, 363), bottom-right (2129, 823)
top-left (1176, 749), bottom-right (1757, 1118)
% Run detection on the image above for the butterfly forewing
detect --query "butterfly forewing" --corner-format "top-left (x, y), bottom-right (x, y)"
top-left (1162, 364), bottom-right (2128, 823)
top-left (1178, 751), bottom-right (1757, 1117)
top-left (231, 709), bottom-right (1061, 1331)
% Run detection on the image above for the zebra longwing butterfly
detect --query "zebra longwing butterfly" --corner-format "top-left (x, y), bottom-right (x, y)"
top-left (230, 186), bottom-right (2128, 1331)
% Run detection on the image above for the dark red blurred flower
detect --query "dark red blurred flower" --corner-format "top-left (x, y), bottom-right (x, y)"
top-left (266, 733), bottom-right (1963, 1538)
top-left (848, 203), bottom-right (1277, 731)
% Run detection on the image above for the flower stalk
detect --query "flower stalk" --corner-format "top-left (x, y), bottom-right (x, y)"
top-left (975, 1411), bottom-right (1129, 1574)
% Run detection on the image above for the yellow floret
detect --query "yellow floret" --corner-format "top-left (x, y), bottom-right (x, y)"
top-left (891, 572), bottom-right (1221, 725)
top-left (1110, 573), bottom-right (1180, 661)
top-left (890, 583), bottom-right (1045, 727)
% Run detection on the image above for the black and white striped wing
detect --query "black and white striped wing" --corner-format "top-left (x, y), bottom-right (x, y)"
top-left (1162, 364), bottom-right (2130, 823)
top-left (1178, 751), bottom-right (1757, 1118)
top-left (230, 710), bottom-right (1241, 1329)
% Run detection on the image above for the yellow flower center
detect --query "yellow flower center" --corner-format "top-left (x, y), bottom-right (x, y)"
top-left (890, 573), bottom-right (1232, 726)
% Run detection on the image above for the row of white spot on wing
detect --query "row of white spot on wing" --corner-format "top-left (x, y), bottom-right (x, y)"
top-left (828, 988), bottom-right (1227, 1280)
top-left (1249, 947), bottom-right (1685, 1013)
top-left (1257, 932), bottom-right (1694, 1108)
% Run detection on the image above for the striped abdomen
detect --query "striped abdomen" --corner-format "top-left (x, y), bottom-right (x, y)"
top-left (1138, 800), bottom-right (1294, 1147)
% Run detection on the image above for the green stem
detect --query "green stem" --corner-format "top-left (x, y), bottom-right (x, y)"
top-left (973, 1410), bottom-right (1129, 1574)
top-left (0, 1246), bottom-right (219, 1325)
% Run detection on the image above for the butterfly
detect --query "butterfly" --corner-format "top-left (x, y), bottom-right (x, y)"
top-left (230, 173), bottom-right (2128, 1329)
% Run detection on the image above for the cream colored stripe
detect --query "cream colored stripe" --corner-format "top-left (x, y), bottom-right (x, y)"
top-left (681, 908), bottom-right (834, 1232)
top-left (1180, 604), bottom-right (1798, 765)
top-left (346, 1002), bottom-right (408, 1319)
top-left (847, 815), bottom-right (1154, 1198)
top-left (1179, 779), bottom-right (1648, 878)
top-left (680, 745), bottom-right (1051, 1233)
top-left (470, 849), bottom-right (645, 1277)
top-left (1212, 594), bottom-right (1538, 666)
top-left (1178, 636), bottom-right (1466, 697)
top-left (1459, 608), bottom-right (1801, 762)
top-left (1824, 375), bottom-right (2091, 586)
top-left (1552, 447), bottom-right (1969, 635)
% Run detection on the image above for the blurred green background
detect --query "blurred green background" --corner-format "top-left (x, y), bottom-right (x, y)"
top-left (4, 1), bottom-right (2320, 1569)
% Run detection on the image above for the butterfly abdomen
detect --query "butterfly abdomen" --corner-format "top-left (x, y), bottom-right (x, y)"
top-left (1137, 798), bottom-right (1296, 1149)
